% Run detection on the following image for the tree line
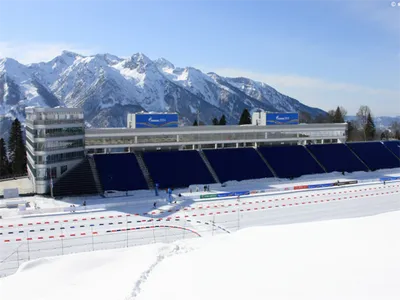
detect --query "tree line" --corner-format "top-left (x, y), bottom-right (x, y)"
top-left (0, 118), bottom-right (27, 178)
top-left (195, 106), bottom-right (400, 142)
top-left (309, 105), bottom-right (400, 141)
top-left (193, 109), bottom-right (251, 126)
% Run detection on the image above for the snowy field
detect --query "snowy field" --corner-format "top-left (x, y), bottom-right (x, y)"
top-left (1, 210), bottom-right (399, 300)
top-left (0, 169), bottom-right (399, 281)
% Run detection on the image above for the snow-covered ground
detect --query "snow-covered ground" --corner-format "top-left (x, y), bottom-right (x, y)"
top-left (0, 169), bottom-right (399, 282)
top-left (1, 210), bottom-right (399, 300)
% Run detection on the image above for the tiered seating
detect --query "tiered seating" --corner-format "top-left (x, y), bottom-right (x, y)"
top-left (258, 145), bottom-right (325, 178)
top-left (203, 148), bottom-right (274, 183)
top-left (306, 143), bottom-right (368, 173)
top-left (53, 157), bottom-right (100, 196)
top-left (346, 142), bottom-right (400, 171)
top-left (94, 153), bottom-right (148, 191)
top-left (382, 141), bottom-right (400, 159)
top-left (143, 150), bottom-right (215, 189)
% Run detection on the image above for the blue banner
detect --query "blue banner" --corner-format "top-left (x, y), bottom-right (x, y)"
top-left (380, 176), bottom-right (400, 181)
top-left (135, 114), bottom-right (178, 128)
top-left (216, 191), bottom-right (250, 198)
top-left (266, 113), bottom-right (299, 125)
top-left (308, 183), bottom-right (334, 189)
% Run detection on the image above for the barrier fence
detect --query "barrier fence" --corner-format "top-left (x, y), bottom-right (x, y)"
top-left (1, 176), bottom-right (398, 220)
top-left (198, 176), bottom-right (394, 201)
top-left (1, 181), bottom-right (400, 277)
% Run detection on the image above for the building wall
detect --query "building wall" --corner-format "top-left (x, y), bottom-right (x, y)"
top-left (25, 107), bottom-right (86, 194)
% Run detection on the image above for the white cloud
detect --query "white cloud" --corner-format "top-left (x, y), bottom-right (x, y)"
top-left (0, 41), bottom-right (95, 64)
top-left (210, 68), bottom-right (400, 117)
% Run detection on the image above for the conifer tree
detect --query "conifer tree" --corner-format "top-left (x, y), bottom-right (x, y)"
top-left (239, 108), bottom-right (251, 125)
top-left (8, 118), bottom-right (27, 174)
top-left (365, 113), bottom-right (376, 141)
top-left (193, 120), bottom-right (198, 126)
top-left (212, 117), bottom-right (219, 125)
top-left (333, 106), bottom-right (345, 123)
top-left (219, 115), bottom-right (227, 125)
top-left (0, 138), bottom-right (10, 177)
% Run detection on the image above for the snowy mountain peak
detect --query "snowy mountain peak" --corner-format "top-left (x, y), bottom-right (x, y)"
top-left (0, 57), bottom-right (24, 72)
top-left (95, 53), bottom-right (123, 65)
top-left (154, 58), bottom-right (175, 70)
top-left (121, 53), bottom-right (154, 73)
top-left (130, 52), bottom-right (152, 65)
top-left (61, 50), bottom-right (83, 59)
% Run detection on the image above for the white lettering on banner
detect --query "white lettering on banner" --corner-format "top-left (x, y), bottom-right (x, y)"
top-left (148, 117), bottom-right (167, 122)
top-left (276, 115), bottom-right (291, 121)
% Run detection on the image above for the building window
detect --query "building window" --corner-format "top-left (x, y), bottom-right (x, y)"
top-left (34, 139), bottom-right (84, 151)
top-left (60, 165), bottom-right (68, 175)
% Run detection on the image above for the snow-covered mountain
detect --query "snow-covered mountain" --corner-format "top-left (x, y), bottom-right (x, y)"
top-left (0, 51), bottom-right (325, 136)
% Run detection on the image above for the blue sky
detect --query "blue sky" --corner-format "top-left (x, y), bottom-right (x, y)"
top-left (0, 0), bottom-right (399, 116)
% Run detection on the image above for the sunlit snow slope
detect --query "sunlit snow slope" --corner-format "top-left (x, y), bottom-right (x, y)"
top-left (1, 210), bottom-right (399, 300)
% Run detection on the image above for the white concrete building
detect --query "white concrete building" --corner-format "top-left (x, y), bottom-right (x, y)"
top-left (25, 107), bottom-right (85, 194)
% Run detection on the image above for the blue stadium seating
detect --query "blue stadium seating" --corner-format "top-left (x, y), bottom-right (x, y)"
top-left (346, 142), bottom-right (400, 171)
top-left (203, 148), bottom-right (274, 183)
top-left (258, 145), bottom-right (325, 178)
top-left (382, 141), bottom-right (400, 159)
top-left (94, 153), bottom-right (148, 191)
top-left (143, 150), bottom-right (215, 189)
top-left (306, 143), bottom-right (368, 173)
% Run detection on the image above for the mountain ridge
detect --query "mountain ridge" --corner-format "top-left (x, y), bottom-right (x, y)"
top-left (0, 51), bottom-right (326, 138)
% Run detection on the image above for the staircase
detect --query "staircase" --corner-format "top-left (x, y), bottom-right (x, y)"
top-left (303, 146), bottom-right (328, 173)
top-left (254, 147), bottom-right (278, 178)
top-left (345, 144), bottom-right (371, 171)
top-left (53, 157), bottom-right (100, 197)
top-left (133, 151), bottom-right (155, 190)
top-left (87, 155), bottom-right (104, 194)
top-left (198, 150), bottom-right (220, 183)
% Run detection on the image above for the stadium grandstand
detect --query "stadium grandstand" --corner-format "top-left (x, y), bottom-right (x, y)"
top-left (21, 107), bottom-right (400, 197)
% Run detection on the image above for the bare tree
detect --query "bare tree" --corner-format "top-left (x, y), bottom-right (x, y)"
top-left (390, 121), bottom-right (400, 140)
top-left (339, 106), bottom-right (347, 120)
top-left (327, 110), bottom-right (335, 122)
top-left (356, 106), bottom-right (371, 127)
top-left (356, 105), bottom-right (372, 141)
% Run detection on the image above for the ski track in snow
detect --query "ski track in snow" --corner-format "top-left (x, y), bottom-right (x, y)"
top-left (127, 243), bottom-right (193, 300)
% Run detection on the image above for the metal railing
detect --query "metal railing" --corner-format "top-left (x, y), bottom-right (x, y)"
top-left (27, 119), bottom-right (83, 126)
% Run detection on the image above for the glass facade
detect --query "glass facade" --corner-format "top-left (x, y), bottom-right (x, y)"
top-left (26, 111), bottom-right (84, 121)
top-left (26, 127), bottom-right (84, 138)
top-left (33, 139), bottom-right (84, 152)
top-left (35, 151), bottom-right (85, 165)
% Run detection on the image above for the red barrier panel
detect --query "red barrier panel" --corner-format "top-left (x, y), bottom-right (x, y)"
top-left (294, 185), bottom-right (308, 190)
